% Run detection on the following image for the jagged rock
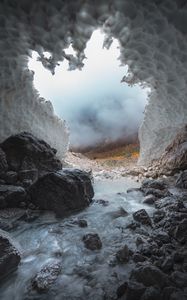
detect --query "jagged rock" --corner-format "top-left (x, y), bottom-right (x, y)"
top-left (176, 170), bottom-right (187, 189)
top-left (173, 219), bottom-right (187, 242)
top-left (116, 282), bottom-right (128, 298)
top-left (141, 286), bottom-right (161, 300)
top-left (132, 253), bottom-right (147, 263)
top-left (143, 194), bottom-right (157, 205)
top-left (82, 233), bottom-right (102, 250)
top-left (0, 185), bottom-right (27, 208)
top-left (116, 245), bottom-right (130, 263)
top-left (141, 179), bottom-right (167, 190)
top-left (1, 132), bottom-right (62, 176)
top-left (4, 171), bottom-right (18, 185)
top-left (161, 257), bottom-right (173, 273)
top-left (28, 169), bottom-right (94, 217)
top-left (108, 207), bottom-right (128, 219)
top-left (153, 210), bottom-right (166, 223)
top-left (133, 209), bottom-right (152, 226)
top-left (170, 271), bottom-right (187, 288)
top-left (126, 281), bottom-right (146, 300)
top-left (0, 229), bottom-right (21, 281)
top-left (0, 148), bottom-right (8, 174)
top-left (95, 199), bottom-right (109, 206)
top-left (143, 188), bottom-right (171, 199)
top-left (18, 169), bottom-right (38, 183)
top-left (130, 264), bottom-right (168, 288)
top-left (170, 291), bottom-right (187, 300)
top-left (31, 261), bottom-right (61, 292)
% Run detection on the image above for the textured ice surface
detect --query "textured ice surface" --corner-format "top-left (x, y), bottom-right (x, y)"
top-left (0, 0), bottom-right (187, 163)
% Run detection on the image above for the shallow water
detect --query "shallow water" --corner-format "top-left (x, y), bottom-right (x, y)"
top-left (0, 177), bottom-right (154, 300)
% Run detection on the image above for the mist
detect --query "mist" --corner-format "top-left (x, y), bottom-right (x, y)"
top-left (28, 30), bottom-right (149, 151)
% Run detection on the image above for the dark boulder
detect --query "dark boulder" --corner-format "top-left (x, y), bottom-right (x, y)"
top-left (126, 281), bottom-right (146, 300)
top-left (0, 148), bottom-right (8, 174)
top-left (143, 194), bottom-right (157, 205)
top-left (130, 264), bottom-right (168, 288)
top-left (0, 185), bottom-right (27, 208)
top-left (28, 169), bottom-right (94, 217)
top-left (1, 132), bottom-right (62, 176)
top-left (18, 169), bottom-right (38, 183)
top-left (133, 209), bottom-right (152, 226)
top-left (31, 261), bottom-right (61, 293)
top-left (116, 245), bottom-right (130, 263)
top-left (4, 171), bottom-right (18, 185)
top-left (141, 179), bottom-right (167, 190)
top-left (82, 233), bottom-right (102, 250)
top-left (170, 271), bottom-right (187, 288)
top-left (0, 229), bottom-right (21, 281)
top-left (141, 286), bottom-right (161, 300)
top-left (176, 170), bottom-right (187, 189)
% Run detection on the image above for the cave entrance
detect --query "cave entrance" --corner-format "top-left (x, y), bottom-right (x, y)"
top-left (28, 29), bottom-right (149, 169)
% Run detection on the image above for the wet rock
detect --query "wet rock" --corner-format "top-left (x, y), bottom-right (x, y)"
top-left (0, 148), bottom-right (8, 174)
top-left (153, 210), bottom-right (166, 223)
top-left (22, 179), bottom-right (33, 188)
top-left (116, 282), bottom-right (128, 298)
top-left (161, 257), bottom-right (173, 273)
top-left (0, 229), bottom-right (21, 281)
top-left (126, 188), bottom-right (142, 193)
top-left (170, 290), bottom-right (187, 300)
top-left (19, 169), bottom-right (38, 182)
top-left (31, 261), bottom-right (61, 292)
top-left (1, 132), bottom-right (62, 176)
top-left (108, 207), bottom-right (128, 219)
top-left (154, 231), bottom-right (170, 244)
top-left (132, 253), bottom-right (147, 263)
top-left (130, 264), bottom-right (168, 288)
top-left (143, 194), bottom-right (157, 205)
top-left (170, 271), bottom-right (187, 288)
top-left (127, 221), bottom-right (141, 230)
top-left (173, 218), bottom-right (187, 242)
top-left (133, 209), bottom-right (152, 226)
top-left (141, 286), bottom-right (161, 300)
top-left (161, 286), bottom-right (178, 300)
top-left (75, 219), bottom-right (88, 228)
top-left (175, 170), bottom-right (187, 189)
top-left (4, 171), bottom-right (18, 185)
top-left (154, 196), bottom-right (178, 209)
top-left (143, 188), bottom-right (171, 199)
top-left (82, 233), bottom-right (102, 250)
top-left (95, 199), bottom-right (109, 206)
top-left (0, 185), bottom-right (27, 208)
top-left (116, 245), bottom-right (130, 263)
top-left (141, 179), bottom-right (167, 190)
top-left (28, 169), bottom-right (94, 217)
top-left (126, 281), bottom-right (146, 300)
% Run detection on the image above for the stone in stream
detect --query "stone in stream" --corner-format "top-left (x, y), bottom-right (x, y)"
top-left (1, 132), bottom-right (62, 176)
top-left (28, 169), bottom-right (94, 217)
top-left (82, 233), bottom-right (102, 250)
top-left (0, 229), bottom-right (21, 281)
top-left (143, 194), bottom-right (157, 205)
top-left (133, 209), bottom-right (152, 226)
top-left (31, 261), bottom-right (61, 292)
top-left (0, 185), bottom-right (27, 208)
top-left (141, 179), bottom-right (167, 191)
top-left (116, 245), bottom-right (130, 263)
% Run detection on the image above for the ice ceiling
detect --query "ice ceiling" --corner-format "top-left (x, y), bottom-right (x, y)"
top-left (0, 0), bottom-right (187, 164)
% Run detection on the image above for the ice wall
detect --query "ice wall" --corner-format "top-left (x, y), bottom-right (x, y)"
top-left (0, 0), bottom-right (187, 164)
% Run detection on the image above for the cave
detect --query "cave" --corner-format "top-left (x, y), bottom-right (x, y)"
top-left (0, 1), bottom-right (187, 299)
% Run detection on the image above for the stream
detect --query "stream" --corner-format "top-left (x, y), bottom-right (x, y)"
top-left (0, 177), bottom-right (155, 300)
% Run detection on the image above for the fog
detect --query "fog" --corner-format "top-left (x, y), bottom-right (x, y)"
top-left (29, 30), bottom-right (149, 150)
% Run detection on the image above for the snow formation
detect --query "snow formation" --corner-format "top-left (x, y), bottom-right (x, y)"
top-left (0, 0), bottom-right (187, 164)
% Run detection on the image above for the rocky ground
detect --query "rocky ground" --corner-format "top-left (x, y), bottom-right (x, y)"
top-left (0, 131), bottom-right (187, 299)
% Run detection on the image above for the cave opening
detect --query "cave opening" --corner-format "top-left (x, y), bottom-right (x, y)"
top-left (28, 29), bottom-right (149, 168)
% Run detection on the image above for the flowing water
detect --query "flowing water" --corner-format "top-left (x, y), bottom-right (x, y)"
top-left (0, 177), bottom-right (154, 300)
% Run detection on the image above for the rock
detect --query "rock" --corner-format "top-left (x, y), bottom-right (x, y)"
top-left (82, 233), bottom-right (102, 250)
top-left (95, 199), bottom-right (109, 206)
top-left (153, 210), bottom-right (166, 223)
top-left (143, 188), bottom-right (171, 199)
top-left (126, 188), bottom-right (142, 193)
top-left (0, 229), bottom-right (21, 281)
top-left (4, 171), bottom-right (18, 185)
top-left (127, 221), bottom-right (141, 230)
top-left (0, 148), bottom-right (8, 174)
top-left (28, 169), bottom-right (94, 217)
top-left (0, 185), bottom-right (27, 208)
top-left (116, 282), bottom-right (128, 298)
top-left (132, 253), bottom-right (147, 263)
top-left (133, 209), bottom-right (152, 226)
top-left (130, 264), bottom-right (168, 288)
top-left (174, 219), bottom-right (187, 242)
top-left (143, 194), bottom-right (157, 205)
top-left (161, 287), bottom-right (178, 300)
top-left (154, 231), bottom-right (170, 244)
top-left (161, 257), bottom-right (173, 273)
top-left (108, 207), bottom-right (128, 219)
top-left (1, 132), bottom-right (62, 176)
top-left (141, 179), bottom-right (167, 190)
top-left (76, 219), bottom-right (88, 228)
top-left (170, 290), bottom-right (187, 300)
top-left (170, 271), bottom-right (187, 288)
top-left (31, 261), bottom-right (61, 292)
top-left (126, 281), bottom-right (146, 300)
top-left (19, 169), bottom-right (38, 182)
top-left (141, 286), bottom-right (161, 300)
top-left (176, 170), bottom-right (187, 189)
top-left (116, 245), bottom-right (130, 263)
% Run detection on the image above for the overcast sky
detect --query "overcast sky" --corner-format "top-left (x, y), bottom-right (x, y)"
top-left (28, 30), bottom-right (149, 149)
